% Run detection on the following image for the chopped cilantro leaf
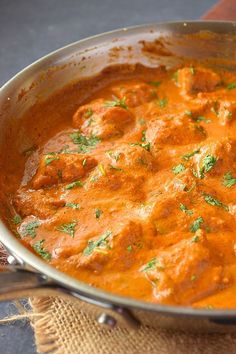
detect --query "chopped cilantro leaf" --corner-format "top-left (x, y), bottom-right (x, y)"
top-left (141, 142), bottom-right (151, 151)
top-left (109, 164), bottom-right (123, 171)
top-left (70, 131), bottom-right (100, 153)
top-left (148, 81), bottom-right (161, 87)
top-left (182, 148), bottom-right (200, 161)
top-left (66, 203), bottom-right (80, 210)
top-left (45, 155), bottom-right (59, 166)
top-left (202, 155), bottom-right (217, 172)
top-left (180, 203), bottom-right (193, 215)
top-left (83, 231), bottom-right (112, 256)
top-left (191, 235), bottom-right (199, 243)
top-left (199, 155), bottom-right (217, 178)
top-left (185, 110), bottom-right (193, 117)
top-left (127, 245), bottom-right (133, 252)
top-left (56, 221), bottom-right (77, 237)
top-left (227, 111), bottom-right (233, 120)
top-left (196, 116), bottom-right (211, 124)
top-left (21, 220), bottom-right (40, 238)
top-left (192, 169), bottom-right (198, 178)
top-left (141, 258), bottom-right (164, 272)
top-left (130, 142), bottom-right (151, 152)
top-left (190, 216), bottom-right (204, 233)
top-left (33, 240), bottom-right (51, 260)
top-left (222, 171), bottom-right (236, 188)
top-left (142, 258), bottom-right (157, 272)
top-left (172, 163), bottom-right (186, 175)
top-left (203, 193), bottom-right (229, 211)
top-left (158, 98), bottom-right (168, 108)
top-left (226, 83), bottom-right (236, 90)
top-left (65, 180), bottom-right (83, 190)
top-left (141, 130), bottom-right (146, 142)
top-left (84, 108), bottom-right (93, 118)
top-left (104, 97), bottom-right (128, 109)
top-left (95, 208), bottom-right (103, 219)
top-left (12, 215), bottom-right (22, 225)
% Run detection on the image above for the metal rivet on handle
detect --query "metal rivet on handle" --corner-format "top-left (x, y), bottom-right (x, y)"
top-left (7, 255), bottom-right (18, 265)
top-left (97, 313), bottom-right (117, 328)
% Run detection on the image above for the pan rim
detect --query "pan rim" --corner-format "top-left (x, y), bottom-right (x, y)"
top-left (1, 20), bottom-right (236, 319)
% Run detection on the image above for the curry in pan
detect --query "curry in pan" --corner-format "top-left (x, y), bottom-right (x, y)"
top-left (1, 62), bottom-right (236, 309)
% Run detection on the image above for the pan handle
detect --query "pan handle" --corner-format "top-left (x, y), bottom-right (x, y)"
top-left (0, 263), bottom-right (140, 329)
top-left (0, 264), bottom-right (71, 300)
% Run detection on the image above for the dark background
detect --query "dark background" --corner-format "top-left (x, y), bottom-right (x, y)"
top-left (0, 0), bottom-right (216, 353)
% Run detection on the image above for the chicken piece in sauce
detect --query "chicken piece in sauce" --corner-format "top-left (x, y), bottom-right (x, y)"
top-left (32, 153), bottom-right (97, 189)
top-left (146, 114), bottom-right (207, 148)
top-left (111, 82), bottom-right (155, 107)
top-left (73, 98), bottom-right (134, 139)
top-left (140, 231), bottom-right (225, 305)
top-left (177, 67), bottom-right (221, 96)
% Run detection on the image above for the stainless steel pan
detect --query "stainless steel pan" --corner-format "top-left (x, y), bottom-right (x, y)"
top-left (0, 21), bottom-right (236, 332)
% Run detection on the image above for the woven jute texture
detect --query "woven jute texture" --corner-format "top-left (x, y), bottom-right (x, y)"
top-left (30, 296), bottom-right (236, 354)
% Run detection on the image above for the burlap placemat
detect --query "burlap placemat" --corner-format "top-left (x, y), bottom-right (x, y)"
top-left (29, 296), bottom-right (236, 354)
top-left (1, 246), bottom-right (236, 353)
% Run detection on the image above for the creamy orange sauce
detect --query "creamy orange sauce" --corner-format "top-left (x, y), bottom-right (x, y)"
top-left (2, 63), bottom-right (236, 308)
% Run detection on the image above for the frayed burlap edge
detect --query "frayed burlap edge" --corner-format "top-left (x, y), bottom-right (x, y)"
top-left (29, 296), bottom-right (236, 354)
top-left (29, 297), bottom-right (61, 354)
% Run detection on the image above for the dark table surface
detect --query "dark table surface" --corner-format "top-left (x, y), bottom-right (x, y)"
top-left (0, 0), bottom-right (216, 352)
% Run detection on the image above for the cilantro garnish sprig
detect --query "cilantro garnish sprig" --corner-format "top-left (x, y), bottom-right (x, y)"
top-left (203, 193), bottom-right (229, 212)
top-left (180, 203), bottom-right (193, 216)
top-left (70, 131), bottom-right (100, 153)
top-left (130, 142), bottom-right (151, 152)
top-left (21, 220), bottom-right (40, 238)
top-left (104, 97), bottom-right (128, 110)
top-left (83, 231), bottom-right (112, 256)
top-left (141, 258), bottom-right (165, 272)
top-left (182, 148), bottom-right (200, 161)
top-left (222, 172), bottom-right (236, 188)
top-left (172, 163), bottom-right (186, 175)
top-left (44, 154), bottom-right (59, 166)
top-left (33, 240), bottom-right (51, 260)
top-left (190, 216), bottom-right (204, 233)
top-left (56, 221), bottom-right (77, 237)
top-left (65, 180), bottom-right (84, 190)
